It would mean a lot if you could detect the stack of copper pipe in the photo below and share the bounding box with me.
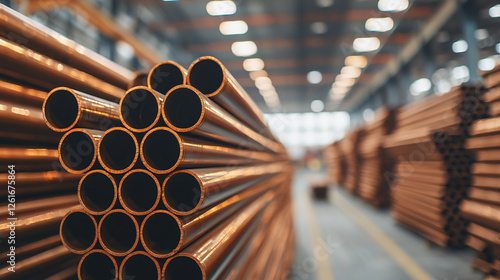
[323,141,346,186]
[356,108,397,208]
[48,55,293,279]
[337,128,365,194]
[384,84,488,247]
[461,67,500,278]
[0,5,138,279]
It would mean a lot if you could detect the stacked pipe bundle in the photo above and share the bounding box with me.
[323,141,346,186]
[357,108,397,207]
[0,5,140,279]
[460,67,500,278]
[384,84,488,247]
[337,128,364,194]
[48,55,293,279]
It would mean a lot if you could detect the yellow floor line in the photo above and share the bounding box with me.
[333,191,436,280]
[301,195,335,280]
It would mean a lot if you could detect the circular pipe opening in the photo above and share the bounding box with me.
[141,128,181,173]
[79,250,117,280]
[163,87,202,130]
[120,87,160,132]
[148,63,185,94]
[59,130,96,172]
[79,171,116,214]
[121,253,160,280]
[142,211,182,257]
[60,211,96,253]
[44,88,79,131]
[188,58,223,96]
[120,170,160,214]
[164,256,203,280]
[99,129,137,173]
[99,211,138,255]
[163,172,202,214]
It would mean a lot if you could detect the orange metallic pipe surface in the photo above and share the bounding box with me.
[148,60,186,95]
[59,210,98,254]
[78,170,117,215]
[58,128,103,174]
[78,249,118,280]
[119,251,161,280]
[0,78,47,106]
[97,127,139,174]
[119,169,161,215]
[127,71,149,89]
[98,209,139,257]
[119,86,164,133]
[0,171,81,197]
[43,87,121,132]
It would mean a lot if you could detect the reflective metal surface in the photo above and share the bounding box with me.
[58,129,104,174]
[119,86,164,133]
[148,60,187,95]
[60,210,98,254]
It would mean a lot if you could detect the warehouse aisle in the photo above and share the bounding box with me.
[289,169,483,280]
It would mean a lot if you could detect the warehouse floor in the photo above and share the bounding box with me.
[289,169,483,280]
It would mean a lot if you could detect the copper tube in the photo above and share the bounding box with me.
[0,245,76,280]
[0,5,134,89]
[58,128,103,174]
[161,85,284,154]
[60,210,98,254]
[45,265,78,280]
[0,194,78,219]
[0,171,81,197]
[98,127,139,174]
[148,60,187,95]
[119,86,164,133]
[0,38,124,100]
[98,209,139,256]
[187,56,278,141]
[141,175,282,257]
[162,191,276,280]
[78,170,117,215]
[0,147,58,168]
[140,127,277,174]
[0,78,47,106]
[0,235,60,263]
[461,200,500,232]
[78,249,118,280]
[0,99,58,133]
[119,169,161,215]
[127,71,149,89]
[162,163,286,215]
[0,129,60,145]
[119,251,160,280]
[43,87,120,132]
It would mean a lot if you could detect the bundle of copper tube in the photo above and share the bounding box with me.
[336,128,365,194]
[383,84,487,247]
[47,56,293,279]
[323,141,346,186]
[461,67,500,278]
[0,5,293,279]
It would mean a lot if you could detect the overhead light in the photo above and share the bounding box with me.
[365,17,394,32]
[311,100,324,112]
[250,70,268,80]
[307,71,323,84]
[316,0,334,7]
[260,89,277,97]
[378,0,408,12]
[353,37,380,52]
[335,74,355,83]
[334,78,355,87]
[330,87,349,95]
[116,41,134,60]
[206,1,237,16]
[409,78,431,96]
[475,29,489,40]
[341,66,361,78]
[436,81,452,95]
[345,55,368,68]
[243,58,264,71]
[452,39,468,53]
[219,20,248,35]
[363,108,375,122]
[310,22,328,35]
[231,41,257,57]
[452,65,469,81]
[255,76,273,90]
[478,57,496,71]
[489,4,500,17]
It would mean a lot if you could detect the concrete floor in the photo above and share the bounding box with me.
[289,169,483,280]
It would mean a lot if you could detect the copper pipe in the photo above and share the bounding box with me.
[119,86,164,133]
[0,194,78,219]
[0,99,58,133]
[161,85,284,154]
[45,265,78,280]
[187,56,278,141]
[60,210,98,254]
[58,128,103,174]
[461,200,500,232]
[0,171,81,197]
[78,249,118,280]
[140,127,277,174]
[119,251,160,280]
[98,209,139,256]
[0,235,60,263]
[148,60,186,95]
[0,245,76,280]
[98,127,139,174]
[0,5,134,89]
[119,169,161,215]
[141,175,282,257]
[162,163,286,215]
[128,71,149,89]
[162,191,276,280]
[43,87,120,132]
[0,38,124,100]
[0,147,58,169]
[0,78,47,106]
[0,129,60,145]
[78,170,117,215]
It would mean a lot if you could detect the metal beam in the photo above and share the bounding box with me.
[341,0,458,111]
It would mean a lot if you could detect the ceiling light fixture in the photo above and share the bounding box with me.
[378,0,409,12]
[307,71,323,84]
[219,20,248,35]
[206,1,237,16]
[340,66,361,78]
[250,70,268,80]
[311,100,324,112]
[345,55,368,68]
[353,37,380,52]
[452,39,468,53]
[243,58,265,71]
[231,41,257,57]
[365,17,394,32]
